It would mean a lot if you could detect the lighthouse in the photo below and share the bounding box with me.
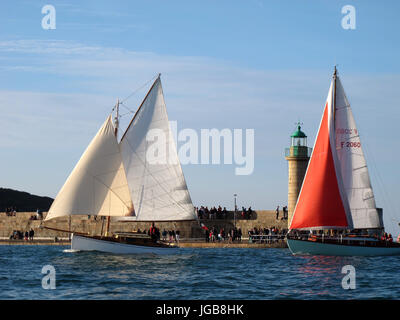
[285,123,312,228]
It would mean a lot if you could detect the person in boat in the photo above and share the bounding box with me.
[149,223,158,242]
[388,234,393,242]
[175,230,180,243]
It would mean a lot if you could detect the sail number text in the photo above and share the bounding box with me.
[340,141,361,148]
[337,128,358,135]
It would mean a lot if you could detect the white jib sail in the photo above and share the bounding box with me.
[45,115,133,220]
[120,77,195,221]
[334,76,382,229]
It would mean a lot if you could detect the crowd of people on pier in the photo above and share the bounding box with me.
[248,226,287,242]
[201,224,287,244]
[204,226,243,243]
[9,228,34,241]
[5,207,17,216]
[196,206,228,220]
[195,206,255,220]
[275,205,288,220]
[137,225,181,244]
[29,209,43,220]
[161,229,180,243]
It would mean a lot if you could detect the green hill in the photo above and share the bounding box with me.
[0,188,53,212]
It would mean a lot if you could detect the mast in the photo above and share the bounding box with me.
[114,98,120,136]
[105,98,120,237]
[68,216,71,241]
[333,66,337,124]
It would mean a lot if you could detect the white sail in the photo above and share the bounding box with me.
[45,116,133,220]
[334,76,382,229]
[120,76,195,221]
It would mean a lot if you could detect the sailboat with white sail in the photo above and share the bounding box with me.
[44,75,197,254]
[287,67,400,256]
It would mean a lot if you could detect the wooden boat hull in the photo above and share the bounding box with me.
[287,238,400,256]
[71,234,180,255]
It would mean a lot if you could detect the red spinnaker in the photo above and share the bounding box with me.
[290,103,348,229]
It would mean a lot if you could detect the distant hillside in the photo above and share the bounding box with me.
[0,188,53,212]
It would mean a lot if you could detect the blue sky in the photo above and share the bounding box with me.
[1,1,400,234]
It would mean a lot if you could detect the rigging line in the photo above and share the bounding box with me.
[82,164,132,212]
[120,102,135,113]
[120,76,160,142]
[121,74,159,104]
[108,74,158,116]
[352,165,368,171]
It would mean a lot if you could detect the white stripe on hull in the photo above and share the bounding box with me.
[71,234,180,255]
[287,239,400,256]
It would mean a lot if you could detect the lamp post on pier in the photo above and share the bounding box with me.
[234,194,237,228]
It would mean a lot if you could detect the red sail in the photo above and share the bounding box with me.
[289,103,349,230]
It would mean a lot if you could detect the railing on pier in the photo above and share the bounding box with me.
[248,234,286,244]
[197,211,257,220]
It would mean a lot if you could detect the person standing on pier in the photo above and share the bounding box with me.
[283,206,288,220]
[28,228,34,241]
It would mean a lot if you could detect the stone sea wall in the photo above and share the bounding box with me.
[0,210,288,239]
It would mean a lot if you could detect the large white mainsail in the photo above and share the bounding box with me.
[334,76,382,229]
[120,76,195,221]
[45,115,133,220]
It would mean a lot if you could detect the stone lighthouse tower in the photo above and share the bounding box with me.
[285,123,311,228]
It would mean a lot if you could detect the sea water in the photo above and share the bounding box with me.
[0,245,399,299]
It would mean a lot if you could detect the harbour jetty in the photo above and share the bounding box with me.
[0,210,288,248]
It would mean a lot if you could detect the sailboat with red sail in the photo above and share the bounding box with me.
[287,67,400,256]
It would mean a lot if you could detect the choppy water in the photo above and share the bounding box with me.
[0,245,399,299]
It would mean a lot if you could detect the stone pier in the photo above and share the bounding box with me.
[0,210,288,240]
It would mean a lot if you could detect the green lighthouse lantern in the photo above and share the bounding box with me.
[291,124,307,147]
